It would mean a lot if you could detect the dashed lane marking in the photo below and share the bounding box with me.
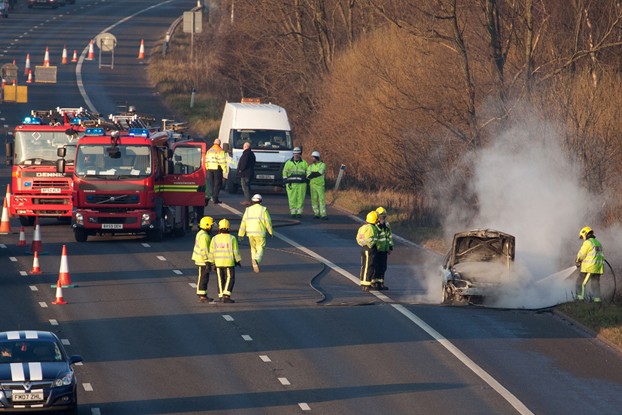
[156,256,166,261]
[298,403,311,411]
[49,319,58,326]
[173,269,183,274]
[29,286,38,291]
[61,339,70,346]
[259,355,271,362]
[38,302,47,308]
[9,257,17,262]
[278,377,290,385]
[223,315,234,322]
[83,383,93,391]
[241,335,252,341]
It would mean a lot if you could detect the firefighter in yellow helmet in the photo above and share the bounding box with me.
[192,216,215,303]
[373,207,393,290]
[575,226,605,302]
[238,194,273,273]
[356,211,379,292]
[208,218,242,303]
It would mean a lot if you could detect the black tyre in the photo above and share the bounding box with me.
[147,218,164,242]
[74,228,88,242]
[19,216,35,227]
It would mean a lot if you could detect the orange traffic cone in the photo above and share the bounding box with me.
[52,280,67,305]
[30,218,43,253]
[43,47,50,67]
[18,226,27,247]
[24,53,31,75]
[28,251,43,275]
[4,184,10,217]
[61,45,67,64]
[26,70,33,84]
[0,198,10,235]
[71,49,78,63]
[137,39,145,59]
[86,40,94,60]
[57,245,75,287]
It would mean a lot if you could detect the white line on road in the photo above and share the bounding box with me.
[83,383,93,391]
[298,403,311,411]
[61,339,70,345]
[29,285,38,291]
[91,408,101,415]
[9,257,17,262]
[156,256,166,261]
[38,302,47,308]
[222,315,234,321]
[49,319,58,326]
[173,269,183,274]
[20,271,28,276]
[259,355,271,362]
[241,335,252,341]
[278,377,290,385]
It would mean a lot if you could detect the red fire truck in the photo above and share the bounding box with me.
[57,127,206,242]
[8,108,98,226]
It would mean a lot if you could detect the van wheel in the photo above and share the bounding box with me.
[74,228,88,242]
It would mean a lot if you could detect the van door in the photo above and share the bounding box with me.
[158,142,206,206]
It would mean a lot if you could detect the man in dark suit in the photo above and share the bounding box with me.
[237,141,256,205]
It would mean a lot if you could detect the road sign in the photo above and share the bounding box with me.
[34,66,57,83]
[96,33,117,52]
[183,11,202,33]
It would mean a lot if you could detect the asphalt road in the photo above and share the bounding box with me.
[2,2,622,414]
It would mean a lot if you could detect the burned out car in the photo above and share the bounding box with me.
[441,229,515,305]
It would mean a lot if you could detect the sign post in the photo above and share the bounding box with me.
[95,33,117,69]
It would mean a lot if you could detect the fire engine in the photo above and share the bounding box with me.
[8,107,99,226]
[57,127,206,242]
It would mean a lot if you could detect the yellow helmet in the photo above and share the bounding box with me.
[579,226,593,239]
[366,211,378,224]
[219,218,230,230]
[376,207,386,216]
[199,216,214,230]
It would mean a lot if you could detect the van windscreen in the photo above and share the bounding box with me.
[231,129,292,151]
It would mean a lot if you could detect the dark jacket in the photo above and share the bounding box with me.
[237,148,256,179]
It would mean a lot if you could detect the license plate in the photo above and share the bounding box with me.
[12,392,44,401]
[102,224,123,229]
[40,188,61,194]
[256,174,274,180]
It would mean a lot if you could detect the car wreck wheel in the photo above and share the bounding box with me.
[441,283,453,305]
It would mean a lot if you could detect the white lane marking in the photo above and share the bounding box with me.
[61,339,70,345]
[9,257,17,262]
[0,244,6,248]
[39,302,48,308]
[76,0,177,113]
[49,319,58,326]
[141,243,150,248]
[156,256,166,261]
[83,383,93,391]
[20,271,28,276]
[222,315,234,322]
[241,335,252,341]
[278,377,290,385]
[75,361,83,366]
[222,204,535,415]
[29,285,38,291]
[299,403,311,411]
[259,355,271,362]
[188,283,197,288]
[173,269,182,274]
[91,408,101,415]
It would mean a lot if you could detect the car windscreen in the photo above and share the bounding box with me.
[75,144,151,178]
[231,129,292,150]
[0,340,64,363]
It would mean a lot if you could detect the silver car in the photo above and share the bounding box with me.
[441,229,515,305]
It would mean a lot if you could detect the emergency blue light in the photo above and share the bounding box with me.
[23,117,42,125]
[128,128,149,137]
[71,117,82,125]
[85,127,105,136]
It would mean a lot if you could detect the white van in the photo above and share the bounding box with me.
[218,100,294,192]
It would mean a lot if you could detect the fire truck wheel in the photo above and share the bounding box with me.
[19,216,36,227]
[148,219,164,242]
[74,228,88,242]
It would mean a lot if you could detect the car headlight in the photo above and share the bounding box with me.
[53,372,74,387]
[141,213,151,226]
[75,212,84,225]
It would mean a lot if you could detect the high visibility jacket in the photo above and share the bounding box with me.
[376,221,393,252]
[191,229,211,265]
[208,233,241,267]
[283,159,308,183]
[206,144,228,174]
[238,204,273,238]
[576,237,604,274]
[307,161,326,187]
[357,223,378,249]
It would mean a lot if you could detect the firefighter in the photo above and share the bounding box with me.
[192,216,215,303]
[357,211,379,292]
[307,150,327,219]
[575,226,605,302]
[205,138,228,204]
[373,207,393,290]
[208,219,242,303]
[282,147,308,218]
[238,194,273,273]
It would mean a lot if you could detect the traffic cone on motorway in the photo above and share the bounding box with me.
[138,39,145,59]
[61,45,68,64]
[24,53,31,75]
[52,280,67,305]
[43,47,50,67]
[30,218,43,254]
[0,199,10,235]
[18,227,27,247]
[57,245,75,288]
[28,251,43,275]
[86,40,94,61]
[26,70,33,84]
[4,184,11,217]
[71,50,78,63]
